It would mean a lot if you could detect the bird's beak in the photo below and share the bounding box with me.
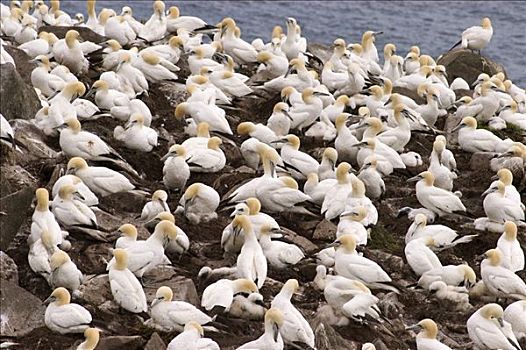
[490,174,499,181]
[481,187,495,197]
[374,31,384,36]
[43,296,55,305]
[405,324,421,331]
[326,240,340,248]
[151,297,162,308]
[283,110,293,120]
[160,152,172,162]
[407,175,422,183]
[350,141,367,148]
[497,317,505,328]
[270,138,288,144]
[451,123,464,132]
[284,65,294,78]
[85,87,95,98]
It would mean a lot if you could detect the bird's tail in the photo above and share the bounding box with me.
[449,39,462,51]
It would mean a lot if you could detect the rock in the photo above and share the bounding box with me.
[144,332,166,350]
[437,49,506,86]
[0,251,18,284]
[99,192,149,215]
[0,164,38,196]
[78,274,112,306]
[11,120,61,165]
[307,43,332,64]
[368,250,405,272]
[82,244,113,274]
[281,227,318,254]
[0,280,45,337]
[392,87,425,105]
[0,64,41,121]
[312,313,359,350]
[2,45,37,84]
[154,81,188,108]
[470,152,498,171]
[38,26,107,43]
[96,336,145,350]
[0,187,35,251]
[312,220,337,241]
[143,266,200,306]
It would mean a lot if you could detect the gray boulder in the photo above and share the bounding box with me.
[0,251,18,284]
[0,64,41,121]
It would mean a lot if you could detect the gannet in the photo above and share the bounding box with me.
[0,113,16,149]
[407,318,453,350]
[281,86,303,107]
[111,98,153,125]
[104,12,136,46]
[52,175,98,207]
[150,286,213,332]
[408,171,466,217]
[267,102,292,136]
[353,140,394,176]
[30,188,64,247]
[341,285,383,323]
[394,66,433,91]
[357,156,385,200]
[241,197,280,234]
[256,50,289,80]
[76,327,100,350]
[108,249,147,313]
[117,6,142,34]
[376,104,412,152]
[344,176,378,227]
[179,183,220,224]
[115,224,138,249]
[415,85,444,127]
[322,61,349,91]
[498,101,526,130]
[233,215,267,288]
[228,292,266,320]
[20,31,55,58]
[481,249,526,300]
[219,17,257,64]
[51,184,97,229]
[405,214,476,248]
[142,36,183,65]
[263,58,316,92]
[113,52,150,97]
[59,119,121,161]
[482,181,525,223]
[428,139,456,191]
[453,116,509,153]
[226,146,281,203]
[44,287,92,334]
[166,321,220,350]
[255,176,312,214]
[133,52,178,83]
[201,278,258,313]
[259,224,304,269]
[418,264,477,289]
[138,0,167,42]
[504,301,526,341]
[88,79,131,111]
[175,102,232,135]
[334,113,359,163]
[496,221,524,272]
[185,137,226,173]
[400,152,424,168]
[107,220,176,278]
[237,121,279,145]
[467,303,521,350]
[114,113,158,152]
[140,190,170,222]
[277,134,319,179]
[236,308,284,350]
[28,229,58,281]
[317,147,338,180]
[451,17,493,53]
[428,281,471,309]
[49,250,83,293]
[67,157,135,197]
[450,77,470,90]
[334,234,391,284]
[44,81,85,127]
[162,144,190,191]
[287,88,325,132]
[187,46,223,75]
[166,6,207,32]
[490,168,524,210]
[382,43,404,82]
[405,237,442,277]
[338,207,369,245]
[53,30,88,74]
[321,162,354,220]
[303,173,337,205]
[210,67,253,97]
[271,279,314,348]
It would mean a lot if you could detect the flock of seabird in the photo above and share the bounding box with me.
[1,0,525,349]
